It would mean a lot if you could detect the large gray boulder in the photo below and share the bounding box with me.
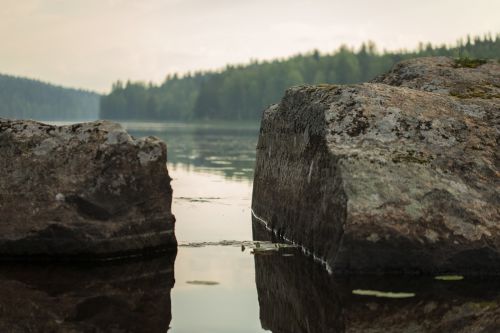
[0,119,176,258]
[252,57,499,274]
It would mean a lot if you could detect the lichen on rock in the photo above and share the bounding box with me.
[0,119,176,259]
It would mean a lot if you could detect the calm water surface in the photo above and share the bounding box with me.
[3,121,499,332]
[125,121,500,333]
[124,121,266,333]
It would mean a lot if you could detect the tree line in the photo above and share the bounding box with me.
[100,34,500,122]
[0,74,100,121]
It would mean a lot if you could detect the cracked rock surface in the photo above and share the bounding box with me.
[252,57,500,274]
[0,119,176,258]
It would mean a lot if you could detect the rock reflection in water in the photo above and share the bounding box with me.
[0,254,175,332]
[253,224,500,333]
[123,121,259,181]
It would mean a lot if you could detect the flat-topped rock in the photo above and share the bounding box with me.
[0,119,176,259]
[252,57,500,274]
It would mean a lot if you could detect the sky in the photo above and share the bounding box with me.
[1,0,499,92]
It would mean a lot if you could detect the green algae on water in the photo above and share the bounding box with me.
[434,275,464,281]
[186,280,220,286]
[352,289,416,298]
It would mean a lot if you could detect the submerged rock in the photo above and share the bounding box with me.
[252,57,500,274]
[0,119,176,258]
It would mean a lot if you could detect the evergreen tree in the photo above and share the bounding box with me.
[100,33,500,122]
[0,74,99,121]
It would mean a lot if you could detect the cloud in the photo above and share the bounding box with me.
[0,0,499,92]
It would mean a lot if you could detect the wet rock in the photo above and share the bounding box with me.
[254,224,500,332]
[0,119,176,258]
[0,255,175,332]
[252,57,500,274]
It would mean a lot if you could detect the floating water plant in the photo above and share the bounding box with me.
[434,275,464,281]
[352,289,416,298]
[178,240,298,254]
[186,280,220,286]
[250,249,275,256]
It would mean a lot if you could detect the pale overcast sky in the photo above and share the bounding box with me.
[1,0,499,92]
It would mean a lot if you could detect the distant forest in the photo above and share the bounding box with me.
[100,34,500,122]
[0,74,99,121]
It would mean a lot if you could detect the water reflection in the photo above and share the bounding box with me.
[170,246,266,333]
[0,255,175,332]
[253,223,500,333]
[171,167,253,243]
[35,121,500,333]
[122,121,259,181]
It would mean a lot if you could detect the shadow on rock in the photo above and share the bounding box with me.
[0,253,176,332]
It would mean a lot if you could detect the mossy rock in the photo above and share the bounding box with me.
[453,57,487,68]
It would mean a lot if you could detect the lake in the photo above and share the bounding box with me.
[2,121,499,332]
[124,121,265,333]
[133,121,500,333]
